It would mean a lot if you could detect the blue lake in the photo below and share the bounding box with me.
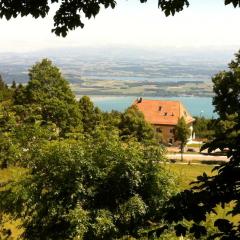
[91,96,217,118]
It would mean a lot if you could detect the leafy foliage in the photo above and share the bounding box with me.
[0,135,176,239]
[78,96,102,134]
[0,102,58,168]
[213,51,240,119]
[174,117,190,160]
[0,75,13,102]
[0,102,18,169]
[119,106,160,143]
[0,59,83,167]
[0,0,239,36]
[193,116,216,139]
[13,59,83,135]
[162,50,240,239]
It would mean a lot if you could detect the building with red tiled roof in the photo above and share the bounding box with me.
[133,98,195,145]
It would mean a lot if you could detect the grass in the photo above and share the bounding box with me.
[0,167,26,240]
[166,163,214,190]
[187,143,202,148]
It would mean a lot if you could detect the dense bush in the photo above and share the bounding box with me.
[1,134,176,239]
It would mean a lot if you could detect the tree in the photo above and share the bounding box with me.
[119,106,159,143]
[102,110,122,132]
[12,83,25,105]
[160,50,240,239]
[78,96,102,134]
[11,81,16,89]
[212,50,240,119]
[0,134,177,239]
[0,97,18,168]
[0,100,59,168]
[193,116,216,140]
[174,117,190,161]
[0,75,13,102]
[13,59,82,135]
[0,0,239,37]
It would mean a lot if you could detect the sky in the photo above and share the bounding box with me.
[0,0,240,52]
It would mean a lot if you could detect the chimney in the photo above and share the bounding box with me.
[138,97,143,103]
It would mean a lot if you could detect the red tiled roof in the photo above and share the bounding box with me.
[133,98,195,126]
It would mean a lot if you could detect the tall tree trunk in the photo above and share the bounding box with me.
[181,144,184,162]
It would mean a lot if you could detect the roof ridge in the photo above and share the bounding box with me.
[139,99,181,102]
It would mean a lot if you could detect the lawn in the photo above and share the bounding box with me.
[187,143,203,148]
[0,167,26,239]
[166,163,214,190]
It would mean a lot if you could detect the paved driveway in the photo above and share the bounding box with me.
[167,153,228,162]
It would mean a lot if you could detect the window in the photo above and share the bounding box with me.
[156,127,162,133]
[169,139,173,144]
[158,106,162,111]
[170,128,175,134]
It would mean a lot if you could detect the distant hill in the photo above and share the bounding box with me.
[0,46,234,85]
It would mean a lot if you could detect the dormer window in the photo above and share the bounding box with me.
[164,112,167,116]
